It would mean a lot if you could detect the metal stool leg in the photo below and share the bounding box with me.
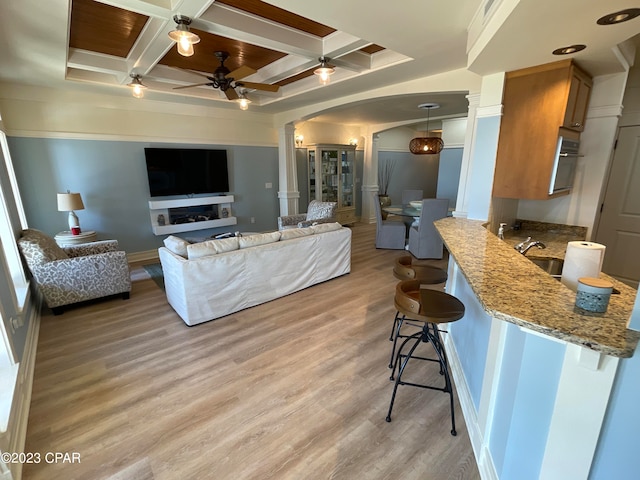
[388,312,404,368]
[386,333,422,422]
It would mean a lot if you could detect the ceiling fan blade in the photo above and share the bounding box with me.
[238,81,280,93]
[225,88,239,100]
[173,83,212,90]
[228,65,256,81]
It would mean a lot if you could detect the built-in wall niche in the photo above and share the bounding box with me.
[148,195,236,235]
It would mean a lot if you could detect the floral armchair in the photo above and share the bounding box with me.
[277,200,338,230]
[17,229,131,314]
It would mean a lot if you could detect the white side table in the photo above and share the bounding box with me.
[54,230,97,246]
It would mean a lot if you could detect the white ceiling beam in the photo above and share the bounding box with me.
[198,4,323,57]
[67,49,129,76]
[94,0,214,19]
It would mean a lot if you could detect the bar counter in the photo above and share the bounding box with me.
[435,217,639,358]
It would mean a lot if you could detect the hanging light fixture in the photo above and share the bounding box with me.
[235,91,251,111]
[409,103,444,155]
[168,15,200,57]
[127,74,147,99]
[314,57,335,85]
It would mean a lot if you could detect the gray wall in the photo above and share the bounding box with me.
[378,150,440,204]
[437,147,463,209]
[8,137,279,254]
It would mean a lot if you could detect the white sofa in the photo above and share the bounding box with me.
[158,223,352,326]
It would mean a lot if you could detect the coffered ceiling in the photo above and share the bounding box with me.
[0,0,639,126]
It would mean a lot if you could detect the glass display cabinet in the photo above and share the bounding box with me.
[308,144,356,224]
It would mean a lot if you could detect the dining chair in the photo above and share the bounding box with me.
[407,198,449,259]
[374,196,406,249]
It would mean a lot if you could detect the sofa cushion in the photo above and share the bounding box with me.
[310,222,343,234]
[239,231,281,249]
[163,235,190,257]
[18,229,69,266]
[280,227,315,241]
[187,237,239,259]
[306,200,336,221]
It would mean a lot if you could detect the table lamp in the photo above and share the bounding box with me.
[57,191,85,235]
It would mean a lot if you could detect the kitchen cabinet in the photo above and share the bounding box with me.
[308,144,356,224]
[492,59,592,200]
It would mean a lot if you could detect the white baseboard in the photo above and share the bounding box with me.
[5,298,41,480]
[445,334,498,480]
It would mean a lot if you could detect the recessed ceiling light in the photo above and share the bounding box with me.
[597,8,640,25]
[552,44,587,55]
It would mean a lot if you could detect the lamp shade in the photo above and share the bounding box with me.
[409,137,444,155]
[57,192,85,212]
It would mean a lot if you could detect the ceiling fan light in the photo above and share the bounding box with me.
[314,57,335,85]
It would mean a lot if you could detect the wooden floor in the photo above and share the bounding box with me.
[23,223,480,480]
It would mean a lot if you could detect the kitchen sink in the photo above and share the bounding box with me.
[528,257,564,276]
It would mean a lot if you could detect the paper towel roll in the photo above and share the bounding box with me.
[560,241,606,292]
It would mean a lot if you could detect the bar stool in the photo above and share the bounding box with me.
[385,279,465,436]
[389,256,448,368]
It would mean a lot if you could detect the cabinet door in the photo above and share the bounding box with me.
[320,149,339,203]
[563,67,592,132]
[339,149,355,208]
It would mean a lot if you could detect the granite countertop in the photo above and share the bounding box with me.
[435,217,640,358]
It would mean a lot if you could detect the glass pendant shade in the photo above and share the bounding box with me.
[409,136,444,154]
[127,75,147,98]
[168,16,200,57]
[314,58,335,85]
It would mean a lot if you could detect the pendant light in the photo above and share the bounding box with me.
[168,15,200,57]
[314,57,335,85]
[409,103,444,154]
[127,74,147,99]
[235,91,251,111]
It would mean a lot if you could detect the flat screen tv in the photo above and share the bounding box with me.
[145,148,229,197]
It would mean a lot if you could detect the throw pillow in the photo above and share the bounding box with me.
[18,229,69,266]
[310,222,342,234]
[163,235,190,257]
[239,231,281,249]
[306,201,336,221]
[280,228,315,240]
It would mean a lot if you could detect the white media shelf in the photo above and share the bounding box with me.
[148,195,236,236]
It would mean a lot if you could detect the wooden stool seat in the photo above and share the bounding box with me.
[393,256,447,284]
[386,279,465,436]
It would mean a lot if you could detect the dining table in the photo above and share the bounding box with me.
[381,204,422,218]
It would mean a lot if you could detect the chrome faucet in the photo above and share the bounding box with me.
[514,237,547,255]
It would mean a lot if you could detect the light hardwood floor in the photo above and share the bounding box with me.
[23,223,480,480]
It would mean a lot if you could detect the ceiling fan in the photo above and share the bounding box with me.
[173,51,280,100]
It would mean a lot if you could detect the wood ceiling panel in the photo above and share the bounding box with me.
[360,44,385,55]
[217,0,336,37]
[160,30,288,75]
[70,0,148,57]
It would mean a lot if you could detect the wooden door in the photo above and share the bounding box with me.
[595,126,640,287]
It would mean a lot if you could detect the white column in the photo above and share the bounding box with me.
[454,93,480,218]
[361,132,380,224]
[539,345,619,480]
[277,124,299,216]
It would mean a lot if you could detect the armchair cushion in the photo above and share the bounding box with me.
[17,229,68,266]
[306,200,337,221]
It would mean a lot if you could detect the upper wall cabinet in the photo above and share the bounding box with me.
[492,59,592,200]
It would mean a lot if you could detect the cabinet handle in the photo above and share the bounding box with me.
[572,122,582,127]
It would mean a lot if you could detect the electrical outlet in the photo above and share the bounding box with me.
[251,217,256,224]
